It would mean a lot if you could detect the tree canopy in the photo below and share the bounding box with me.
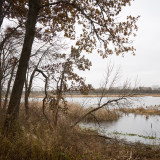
[0,0,139,133]
[1,0,139,55]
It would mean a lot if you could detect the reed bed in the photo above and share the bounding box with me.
[67,102,121,123]
[118,107,160,116]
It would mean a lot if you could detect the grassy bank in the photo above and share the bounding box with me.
[0,102,160,160]
[24,93,160,98]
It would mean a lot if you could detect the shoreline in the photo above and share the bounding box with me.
[28,94,160,98]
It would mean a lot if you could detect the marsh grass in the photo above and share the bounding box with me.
[118,107,160,116]
[0,101,160,160]
[23,101,121,123]
[67,102,121,123]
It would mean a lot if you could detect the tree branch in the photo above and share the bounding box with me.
[71,96,128,128]
[35,68,53,129]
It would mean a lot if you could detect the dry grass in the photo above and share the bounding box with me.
[23,101,121,123]
[118,107,160,116]
[66,102,121,123]
[0,102,160,160]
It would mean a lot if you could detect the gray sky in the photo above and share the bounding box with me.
[4,1,160,90]
[80,0,160,88]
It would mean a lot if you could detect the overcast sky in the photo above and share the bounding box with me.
[4,0,159,90]
[79,0,160,88]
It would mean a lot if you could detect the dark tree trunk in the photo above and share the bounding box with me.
[24,68,37,119]
[0,55,2,109]
[54,66,66,126]
[3,62,16,110]
[24,88,29,119]
[0,67,2,110]
[0,0,6,108]
[3,0,40,134]
[24,78,30,120]
[0,46,3,110]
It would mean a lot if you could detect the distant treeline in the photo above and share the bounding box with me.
[92,87,160,95]
[2,87,160,97]
[31,87,160,96]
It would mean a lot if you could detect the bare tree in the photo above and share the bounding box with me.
[24,37,67,119]
[41,47,92,126]
[71,64,138,127]
[3,57,18,110]
[0,24,24,109]
[0,30,22,109]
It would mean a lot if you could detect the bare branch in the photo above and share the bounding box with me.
[71,96,127,128]
[35,68,53,130]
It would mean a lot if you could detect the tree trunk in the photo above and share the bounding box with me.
[24,79,29,120]
[3,0,40,134]
[24,89,29,119]
[0,71,2,109]
[54,65,66,126]
[24,68,37,119]
[0,56,2,109]
[3,61,16,110]
[0,0,5,108]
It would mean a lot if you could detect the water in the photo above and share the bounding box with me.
[81,114,160,145]
[67,96,160,145]
[28,96,160,108]
[28,96,160,144]
[65,96,160,108]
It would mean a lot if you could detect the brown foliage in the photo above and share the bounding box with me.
[2,0,139,56]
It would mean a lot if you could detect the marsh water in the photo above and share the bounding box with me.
[29,96,160,144]
[30,96,160,108]
[65,96,160,108]
[81,114,160,145]
[67,96,160,144]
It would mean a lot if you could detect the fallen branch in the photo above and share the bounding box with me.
[71,96,127,128]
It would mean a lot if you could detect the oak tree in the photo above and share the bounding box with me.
[2,0,139,133]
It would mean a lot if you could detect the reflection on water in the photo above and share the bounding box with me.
[80,114,160,145]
